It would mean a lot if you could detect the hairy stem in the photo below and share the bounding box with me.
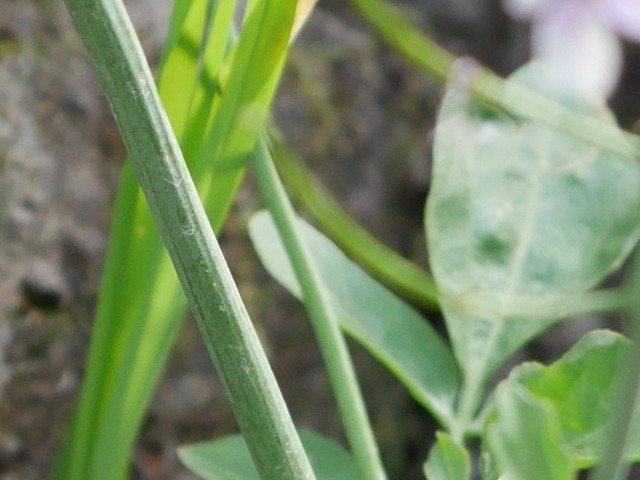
[61,0,315,478]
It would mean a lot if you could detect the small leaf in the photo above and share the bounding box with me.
[509,329,638,467]
[178,435,259,480]
[248,211,460,426]
[486,382,576,480]
[178,429,359,480]
[426,62,640,387]
[423,432,471,480]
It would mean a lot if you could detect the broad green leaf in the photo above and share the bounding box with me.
[486,382,576,480]
[423,432,471,480]
[426,62,640,393]
[178,429,359,480]
[509,329,639,468]
[248,211,459,427]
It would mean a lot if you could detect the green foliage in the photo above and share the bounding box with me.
[55,1,300,479]
[499,330,639,468]
[484,330,640,479]
[486,382,575,480]
[252,60,640,478]
[426,63,640,422]
[250,141,386,478]
[178,430,359,480]
[269,130,439,310]
[55,0,640,477]
[348,0,640,163]
[248,211,460,427]
[423,432,471,480]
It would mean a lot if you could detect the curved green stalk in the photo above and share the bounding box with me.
[253,138,387,480]
[61,0,315,479]
[268,129,440,310]
[269,126,632,320]
[348,0,640,162]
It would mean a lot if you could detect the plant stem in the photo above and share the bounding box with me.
[253,137,388,480]
[268,128,440,310]
[450,371,485,444]
[348,0,640,163]
[62,0,315,479]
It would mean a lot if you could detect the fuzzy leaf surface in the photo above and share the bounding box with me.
[426,63,640,386]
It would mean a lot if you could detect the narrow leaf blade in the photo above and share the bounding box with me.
[248,211,459,425]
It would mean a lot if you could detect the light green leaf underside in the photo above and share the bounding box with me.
[249,211,460,426]
[426,62,640,384]
[178,429,359,480]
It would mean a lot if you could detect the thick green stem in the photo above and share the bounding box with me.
[61,0,315,479]
[253,138,387,480]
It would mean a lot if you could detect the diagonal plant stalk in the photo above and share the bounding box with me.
[61,0,315,479]
[267,128,440,310]
[269,124,632,320]
[252,137,387,480]
[348,0,640,162]
[56,0,315,478]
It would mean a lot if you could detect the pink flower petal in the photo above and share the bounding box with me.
[532,2,623,99]
[599,0,640,41]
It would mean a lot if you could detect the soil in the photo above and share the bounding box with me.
[1,0,639,479]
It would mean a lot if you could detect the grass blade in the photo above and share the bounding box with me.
[55,0,304,478]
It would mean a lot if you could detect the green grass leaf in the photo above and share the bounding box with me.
[426,62,640,403]
[423,432,471,480]
[196,0,296,231]
[248,211,460,427]
[178,430,359,480]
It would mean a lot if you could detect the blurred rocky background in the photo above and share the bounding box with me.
[0,0,639,478]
